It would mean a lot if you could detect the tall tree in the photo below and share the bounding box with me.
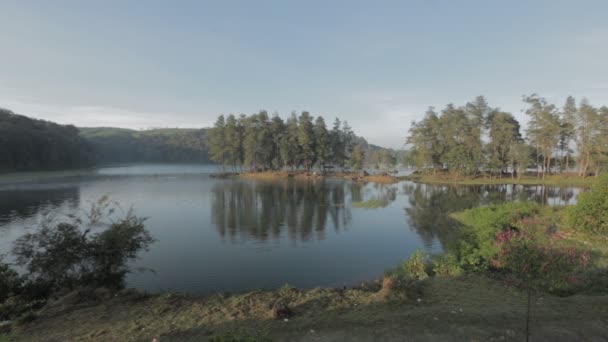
[209,115,227,169]
[330,118,345,168]
[281,112,300,169]
[406,108,442,173]
[524,95,561,179]
[269,114,286,169]
[508,142,533,180]
[298,111,315,170]
[313,116,330,170]
[224,114,242,170]
[342,121,355,166]
[576,100,607,177]
[464,96,489,171]
[486,111,522,177]
[560,96,577,173]
[242,114,259,171]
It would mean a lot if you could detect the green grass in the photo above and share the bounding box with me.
[351,199,388,208]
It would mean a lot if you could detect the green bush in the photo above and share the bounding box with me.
[386,250,429,281]
[0,259,22,303]
[450,202,540,269]
[12,197,154,292]
[566,175,608,234]
[432,254,462,277]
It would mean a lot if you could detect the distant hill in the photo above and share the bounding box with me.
[79,127,210,164]
[1,107,393,172]
[0,108,93,172]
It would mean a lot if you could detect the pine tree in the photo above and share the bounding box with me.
[342,121,355,168]
[298,111,315,170]
[524,95,561,179]
[224,114,241,171]
[209,115,227,169]
[313,116,330,170]
[270,114,285,169]
[330,118,344,168]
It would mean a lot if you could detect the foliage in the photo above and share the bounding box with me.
[386,250,428,281]
[494,230,590,291]
[431,254,462,277]
[0,108,93,172]
[451,202,541,269]
[79,126,210,164]
[405,95,608,178]
[566,175,608,234]
[12,197,154,291]
[0,258,22,303]
[208,111,391,172]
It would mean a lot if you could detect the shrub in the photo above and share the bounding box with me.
[565,175,608,234]
[12,197,154,292]
[0,258,22,303]
[432,254,462,277]
[451,202,540,269]
[386,250,429,282]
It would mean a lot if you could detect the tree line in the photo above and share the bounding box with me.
[406,95,608,178]
[208,111,371,172]
[0,108,94,172]
[80,127,210,164]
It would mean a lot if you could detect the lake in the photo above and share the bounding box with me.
[0,164,581,294]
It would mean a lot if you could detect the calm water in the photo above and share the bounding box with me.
[0,164,581,294]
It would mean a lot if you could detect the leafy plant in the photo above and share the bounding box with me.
[431,254,462,277]
[493,228,590,342]
[565,175,608,234]
[451,202,540,269]
[386,250,429,282]
[0,258,22,303]
[12,197,154,292]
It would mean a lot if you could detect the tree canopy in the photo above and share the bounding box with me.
[405,95,608,178]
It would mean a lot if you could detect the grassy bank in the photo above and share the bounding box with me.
[406,172,597,187]
[3,274,608,342]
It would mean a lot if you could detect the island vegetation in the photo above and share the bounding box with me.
[404,95,608,184]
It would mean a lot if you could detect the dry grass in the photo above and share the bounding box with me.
[6,275,608,342]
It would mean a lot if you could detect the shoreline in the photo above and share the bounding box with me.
[224,170,401,184]
[403,173,597,187]
[4,274,607,341]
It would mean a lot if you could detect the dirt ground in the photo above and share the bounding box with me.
[4,275,608,342]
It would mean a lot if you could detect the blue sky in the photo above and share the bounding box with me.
[1,1,607,148]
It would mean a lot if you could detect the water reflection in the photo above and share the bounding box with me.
[402,183,579,251]
[211,179,355,243]
[0,186,80,224]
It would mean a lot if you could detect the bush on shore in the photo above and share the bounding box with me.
[565,175,608,234]
[0,197,154,322]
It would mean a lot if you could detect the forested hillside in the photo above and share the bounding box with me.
[1,107,394,173]
[0,108,93,172]
[79,127,210,164]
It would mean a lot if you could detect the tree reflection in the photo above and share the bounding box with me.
[211,179,352,243]
[0,186,80,224]
[402,183,577,250]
